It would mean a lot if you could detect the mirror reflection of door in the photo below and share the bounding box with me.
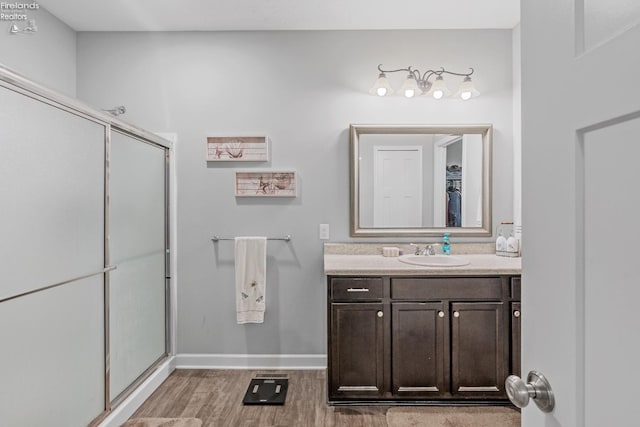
[373,146,423,227]
[446,140,463,227]
[433,134,484,228]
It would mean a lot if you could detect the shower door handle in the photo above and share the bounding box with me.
[0,265,118,304]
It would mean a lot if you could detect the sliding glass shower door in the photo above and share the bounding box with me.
[0,85,106,426]
[108,130,168,402]
[1,66,171,425]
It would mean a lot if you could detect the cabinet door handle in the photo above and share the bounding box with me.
[377,311,384,318]
[347,288,369,292]
[514,310,521,318]
[453,311,460,318]
[438,311,445,318]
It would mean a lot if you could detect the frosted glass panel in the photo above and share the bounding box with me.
[584,0,640,50]
[0,276,105,426]
[109,131,167,400]
[0,86,105,301]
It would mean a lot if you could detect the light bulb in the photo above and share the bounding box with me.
[455,76,480,100]
[400,74,420,98]
[427,75,451,100]
[369,72,393,97]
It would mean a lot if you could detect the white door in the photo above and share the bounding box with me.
[521,1,640,426]
[373,146,423,227]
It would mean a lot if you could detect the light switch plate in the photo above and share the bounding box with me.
[319,224,330,240]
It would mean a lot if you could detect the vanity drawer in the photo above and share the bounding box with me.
[331,277,383,300]
[511,277,521,300]
[391,277,502,300]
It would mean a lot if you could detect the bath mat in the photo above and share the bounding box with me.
[386,406,520,427]
[120,418,202,427]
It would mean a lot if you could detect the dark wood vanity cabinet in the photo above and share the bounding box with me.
[510,276,522,377]
[328,277,385,398]
[450,301,507,398]
[327,275,521,403]
[330,302,385,397]
[392,302,447,397]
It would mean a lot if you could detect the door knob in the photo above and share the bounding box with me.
[505,371,555,413]
[377,311,383,318]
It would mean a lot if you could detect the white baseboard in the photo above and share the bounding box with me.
[98,356,176,427]
[175,353,327,370]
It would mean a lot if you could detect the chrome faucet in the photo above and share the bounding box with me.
[410,243,436,256]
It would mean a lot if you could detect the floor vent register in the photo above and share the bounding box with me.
[242,373,289,405]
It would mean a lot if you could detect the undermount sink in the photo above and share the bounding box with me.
[398,254,470,267]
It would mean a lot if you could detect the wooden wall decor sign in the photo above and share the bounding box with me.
[206,136,269,161]
[235,171,297,197]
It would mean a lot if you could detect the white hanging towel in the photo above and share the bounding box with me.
[234,237,267,324]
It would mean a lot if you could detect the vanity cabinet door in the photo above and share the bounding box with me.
[450,302,507,398]
[511,302,521,376]
[392,302,447,397]
[329,303,385,398]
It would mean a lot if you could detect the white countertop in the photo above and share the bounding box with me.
[324,253,521,276]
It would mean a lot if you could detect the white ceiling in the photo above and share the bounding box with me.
[37,0,520,32]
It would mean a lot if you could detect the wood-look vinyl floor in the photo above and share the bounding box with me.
[129,369,513,427]
[131,369,387,427]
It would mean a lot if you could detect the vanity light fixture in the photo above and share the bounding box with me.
[370,64,479,100]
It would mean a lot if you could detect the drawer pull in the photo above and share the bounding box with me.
[514,310,521,318]
[347,288,370,292]
[458,386,500,392]
[453,311,460,318]
[438,311,445,318]
[377,311,384,318]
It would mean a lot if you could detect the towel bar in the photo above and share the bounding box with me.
[211,234,291,242]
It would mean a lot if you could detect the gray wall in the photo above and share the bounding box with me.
[75,29,513,356]
[0,7,76,96]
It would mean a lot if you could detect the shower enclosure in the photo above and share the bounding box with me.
[0,65,171,426]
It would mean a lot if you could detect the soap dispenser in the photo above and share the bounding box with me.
[496,230,507,254]
[507,231,520,255]
[442,232,451,255]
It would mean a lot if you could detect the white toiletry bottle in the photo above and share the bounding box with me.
[507,232,519,255]
[496,231,507,254]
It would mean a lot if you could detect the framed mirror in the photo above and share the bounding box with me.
[350,124,492,237]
